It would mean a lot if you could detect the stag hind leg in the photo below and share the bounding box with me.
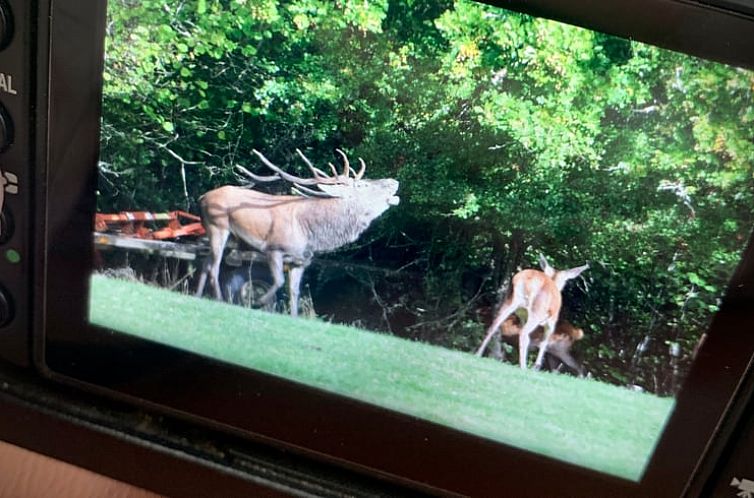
[257,250,284,309]
[195,258,210,298]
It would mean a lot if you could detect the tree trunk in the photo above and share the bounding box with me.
[487,230,525,360]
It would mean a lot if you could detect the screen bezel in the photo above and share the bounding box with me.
[36,0,754,495]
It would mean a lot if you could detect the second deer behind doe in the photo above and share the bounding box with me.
[499,315,586,376]
[477,255,588,370]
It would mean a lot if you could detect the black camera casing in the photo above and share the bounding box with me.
[1,1,754,496]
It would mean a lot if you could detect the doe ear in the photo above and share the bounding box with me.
[539,254,554,276]
[564,263,589,280]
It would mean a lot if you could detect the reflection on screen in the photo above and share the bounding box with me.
[90,0,754,480]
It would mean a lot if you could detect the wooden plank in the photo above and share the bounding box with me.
[93,233,203,260]
[93,233,269,264]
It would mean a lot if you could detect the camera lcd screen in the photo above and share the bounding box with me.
[87,0,754,483]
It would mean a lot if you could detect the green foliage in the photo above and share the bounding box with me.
[99,0,754,395]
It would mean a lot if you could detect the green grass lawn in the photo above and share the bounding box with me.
[89,274,675,481]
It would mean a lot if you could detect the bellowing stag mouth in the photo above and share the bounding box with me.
[385,179,400,206]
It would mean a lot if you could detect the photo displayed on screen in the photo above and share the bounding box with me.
[90,0,754,481]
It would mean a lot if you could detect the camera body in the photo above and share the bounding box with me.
[0,0,37,367]
[1,1,754,496]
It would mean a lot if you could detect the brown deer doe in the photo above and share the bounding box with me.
[476,255,588,370]
[195,149,400,316]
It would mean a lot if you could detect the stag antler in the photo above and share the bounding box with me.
[356,158,366,180]
[295,149,334,180]
[333,149,366,180]
[235,164,280,184]
[290,184,334,198]
[249,149,331,185]
[238,149,369,188]
[236,149,370,198]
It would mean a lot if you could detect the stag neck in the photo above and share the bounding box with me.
[297,197,374,253]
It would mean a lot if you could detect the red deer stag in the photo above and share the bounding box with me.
[476,255,588,370]
[195,149,400,316]
[499,315,586,376]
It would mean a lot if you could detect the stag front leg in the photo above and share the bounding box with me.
[200,226,229,300]
[258,250,284,309]
[533,317,557,370]
[287,265,306,317]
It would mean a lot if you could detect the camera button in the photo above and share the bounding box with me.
[0,207,12,245]
[0,105,13,151]
[0,0,12,50]
[0,287,12,327]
